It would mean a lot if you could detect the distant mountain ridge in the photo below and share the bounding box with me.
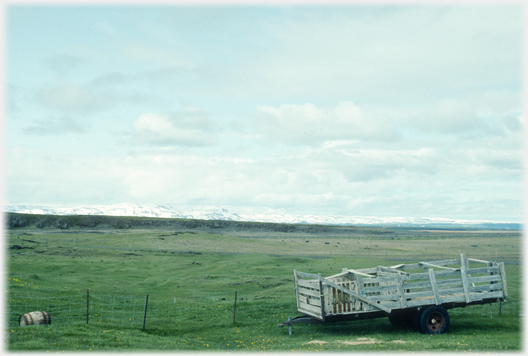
[4,202,521,229]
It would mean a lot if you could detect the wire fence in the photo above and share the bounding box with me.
[7,291,147,328]
[7,290,248,329]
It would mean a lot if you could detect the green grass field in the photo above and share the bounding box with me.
[4,224,522,352]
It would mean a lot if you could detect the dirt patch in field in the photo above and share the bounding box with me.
[391,340,406,344]
[305,340,327,345]
[341,337,379,345]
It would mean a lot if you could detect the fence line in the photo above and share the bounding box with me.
[7,289,246,328]
[7,291,147,328]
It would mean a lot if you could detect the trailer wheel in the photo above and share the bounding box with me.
[418,306,450,334]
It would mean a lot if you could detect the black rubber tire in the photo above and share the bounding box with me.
[419,306,450,334]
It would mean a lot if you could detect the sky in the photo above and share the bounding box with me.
[4,4,524,222]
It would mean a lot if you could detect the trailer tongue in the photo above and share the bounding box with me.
[279,252,507,334]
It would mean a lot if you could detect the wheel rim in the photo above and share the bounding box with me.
[425,311,445,333]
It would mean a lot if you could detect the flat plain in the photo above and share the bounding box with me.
[4,214,522,352]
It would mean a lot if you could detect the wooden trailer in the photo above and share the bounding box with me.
[278,253,507,334]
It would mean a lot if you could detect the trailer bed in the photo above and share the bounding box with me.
[280,253,507,333]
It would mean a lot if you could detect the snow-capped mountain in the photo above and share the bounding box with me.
[3,202,521,229]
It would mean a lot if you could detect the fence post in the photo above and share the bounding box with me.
[233,291,238,324]
[143,294,149,330]
[86,290,89,324]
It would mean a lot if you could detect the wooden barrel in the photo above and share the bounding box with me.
[19,311,51,326]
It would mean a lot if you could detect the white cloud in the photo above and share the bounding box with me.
[7,133,522,221]
[42,54,84,76]
[34,81,137,114]
[7,146,128,205]
[255,101,400,145]
[132,112,217,147]
[226,6,520,105]
[6,6,522,223]
[120,41,195,69]
[500,115,522,133]
[407,99,484,134]
[22,117,87,136]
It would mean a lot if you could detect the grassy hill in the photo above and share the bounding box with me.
[5,212,399,237]
[4,213,522,352]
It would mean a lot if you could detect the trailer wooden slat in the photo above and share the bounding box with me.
[433,270,463,278]
[368,294,400,302]
[294,269,300,311]
[397,259,460,271]
[404,290,435,300]
[421,262,457,270]
[342,269,375,278]
[299,302,321,315]
[389,263,405,269]
[468,266,500,275]
[287,256,507,329]
[297,279,320,289]
[435,278,463,288]
[403,278,462,290]
[322,278,392,313]
[459,253,471,303]
[355,267,379,274]
[468,275,503,285]
[499,263,508,297]
[408,269,461,280]
[438,294,466,304]
[363,284,399,294]
[355,275,363,311]
[467,258,491,264]
[428,268,441,305]
[299,295,322,306]
[298,304,322,318]
[395,273,407,308]
[296,271,320,279]
[469,283,503,293]
[318,274,326,322]
[306,297,322,307]
[378,266,411,275]
[436,286,465,295]
[298,287,321,298]
[406,298,435,308]
[469,290,504,302]
[299,299,321,310]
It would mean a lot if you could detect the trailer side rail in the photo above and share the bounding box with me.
[293,254,507,321]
